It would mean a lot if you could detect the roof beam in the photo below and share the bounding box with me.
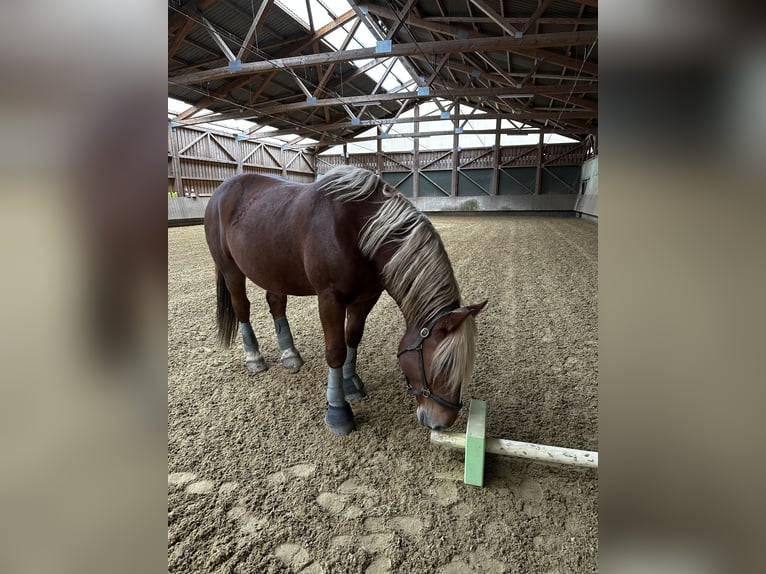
[286,121,587,148]
[174,9,356,122]
[236,0,274,61]
[168,17,195,60]
[384,0,418,40]
[409,53,596,86]
[181,84,597,125]
[423,17,597,25]
[201,16,236,61]
[522,0,553,35]
[350,2,425,88]
[467,0,520,37]
[258,10,356,53]
[312,18,362,97]
[561,0,598,7]
[169,31,598,86]
[360,4,597,76]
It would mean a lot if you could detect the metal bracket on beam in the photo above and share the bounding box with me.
[306,97,317,105]
[514,31,523,39]
[375,40,392,54]
[281,144,290,151]
[379,132,389,138]
[471,69,481,78]
[455,127,463,134]
[457,29,469,40]
[417,86,430,96]
[351,117,361,126]
[440,111,450,120]
[236,134,247,142]
[228,59,242,72]
[169,121,181,129]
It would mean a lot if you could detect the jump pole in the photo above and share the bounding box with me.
[430,399,598,487]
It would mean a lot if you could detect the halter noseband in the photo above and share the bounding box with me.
[396,302,463,412]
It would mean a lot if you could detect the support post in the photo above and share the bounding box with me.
[376,126,383,175]
[413,104,420,198]
[535,131,544,195]
[464,399,487,487]
[451,101,460,197]
[170,125,183,196]
[491,118,501,195]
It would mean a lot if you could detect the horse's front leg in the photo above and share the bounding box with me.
[342,293,381,400]
[265,291,304,372]
[317,291,355,436]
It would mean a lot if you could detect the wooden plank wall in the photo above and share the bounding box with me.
[316,139,595,199]
[168,124,316,196]
[168,122,597,204]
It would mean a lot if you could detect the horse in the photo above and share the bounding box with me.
[204,165,487,435]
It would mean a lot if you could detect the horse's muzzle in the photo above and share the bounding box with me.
[417,407,447,431]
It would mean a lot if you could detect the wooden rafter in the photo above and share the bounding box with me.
[236,0,274,61]
[522,0,554,34]
[467,0,520,37]
[168,0,596,146]
[182,84,597,126]
[168,17,194,60]
[201,16,236,61]
[359,4,597,76]
[169,31,598,86]
[174,10,357,122]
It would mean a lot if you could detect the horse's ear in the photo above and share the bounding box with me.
[437,300,488,333]
[466,300,488,316]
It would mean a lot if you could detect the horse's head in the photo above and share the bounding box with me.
[397,301,487,430]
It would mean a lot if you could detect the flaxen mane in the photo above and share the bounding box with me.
[317,165,477,393]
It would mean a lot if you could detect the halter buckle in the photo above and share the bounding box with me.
[419,327,430,338]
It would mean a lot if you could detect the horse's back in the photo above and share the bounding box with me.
[205,172,383,298]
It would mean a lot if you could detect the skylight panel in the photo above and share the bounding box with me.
[274,0,310,30]
[325,28,349,48]
[380,75,401,91]
[352,26,377,48]
[306,0,333,28]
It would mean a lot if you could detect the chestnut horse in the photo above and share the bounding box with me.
[204,165,486,435]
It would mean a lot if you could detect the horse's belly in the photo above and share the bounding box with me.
[239,259,316,296]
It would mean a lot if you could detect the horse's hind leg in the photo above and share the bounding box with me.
[342,294,381,401]
[266,292,304,372]
[223,268,268,374]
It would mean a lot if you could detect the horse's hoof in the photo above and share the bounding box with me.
[343,374,367,401]
[324,402,355,436]
[246,359,268,374]
[280,348,304,372]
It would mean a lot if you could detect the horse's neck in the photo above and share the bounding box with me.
[372,242,459,329]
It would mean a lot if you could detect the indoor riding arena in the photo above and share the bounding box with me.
[168,1,598,572]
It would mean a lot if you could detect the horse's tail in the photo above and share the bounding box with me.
[216,269,238,348]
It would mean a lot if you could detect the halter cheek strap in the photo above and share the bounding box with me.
[396,302,463,412]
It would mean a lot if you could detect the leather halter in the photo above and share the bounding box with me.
[396,302,463,412]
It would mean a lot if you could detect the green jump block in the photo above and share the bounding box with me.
[464,399,487,487]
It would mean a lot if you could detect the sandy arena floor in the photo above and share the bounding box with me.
[168,214,598,573]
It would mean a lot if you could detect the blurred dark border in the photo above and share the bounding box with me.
[1,1,764,572]
[600,1,765,572]
[0,2,167,573]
